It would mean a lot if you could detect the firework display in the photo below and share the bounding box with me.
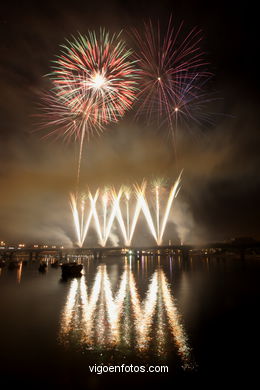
[40,29,139,181]
[37,19,213,247]
[50,30,139,126]
[131,17,210,154]
[70,172,182,247]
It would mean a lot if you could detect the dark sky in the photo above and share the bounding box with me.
[0,0,259,245]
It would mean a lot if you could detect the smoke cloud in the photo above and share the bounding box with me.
[108,226,120,247]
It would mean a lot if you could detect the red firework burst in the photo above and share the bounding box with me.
[131,17,210,127]
[50,29,139,129]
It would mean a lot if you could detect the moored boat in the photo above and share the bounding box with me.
[51,260,60,268]
[0,260,6,268]
[38,262,47,272]
[61,262,83,278]
[8,261,21,270]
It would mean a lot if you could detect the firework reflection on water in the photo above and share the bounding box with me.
[59,258,194,369]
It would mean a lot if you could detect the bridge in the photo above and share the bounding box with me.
[1,240,260,262]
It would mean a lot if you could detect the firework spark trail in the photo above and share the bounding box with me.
[80,197,85,243]
[114,194,128,245]
[129,181,146,243]
[103,188,123,246]
[126,199,130,242]
[70,193,82,246]
[70,191,98,247]
[159,170,183,245]
[102,189,109,239]
[81,191,99,246]
[123,187,131,244]
[155,185,160,240]
[135,182,157,242]
[89,190,104,246]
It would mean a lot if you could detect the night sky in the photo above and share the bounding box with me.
[0,0,259,245]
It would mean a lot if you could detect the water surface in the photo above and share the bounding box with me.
[0,255,259,387]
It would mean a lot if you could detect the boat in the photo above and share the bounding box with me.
[8,261,21,270]
[61,262,83,278]
[51,260,60,268]
[38,262,47,272]
[0,260,6,268]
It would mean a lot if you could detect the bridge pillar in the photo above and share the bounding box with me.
[181,247,190,262]
[240,247,246,261]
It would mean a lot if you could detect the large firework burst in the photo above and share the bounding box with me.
[50,29,139,128]
[39,28,139,183]
[167,72,217,133]
[131,17,210,157]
